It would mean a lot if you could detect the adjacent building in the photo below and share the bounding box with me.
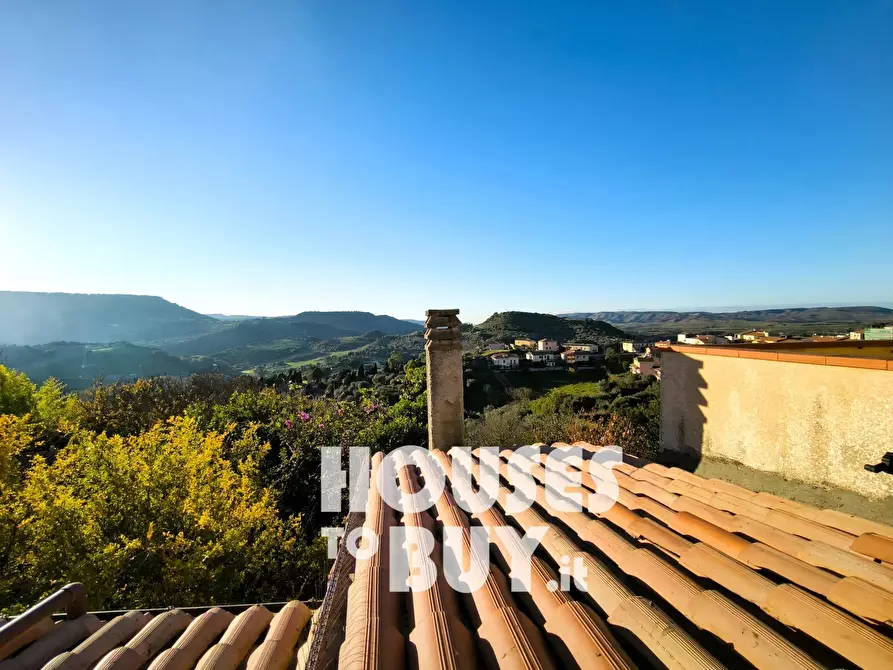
[621,341,644,353]
[513,338,536,349]
[485,342,508,351]
[536,338,560,352]
[660,339,893,498]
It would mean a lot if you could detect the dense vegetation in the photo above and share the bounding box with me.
[465,372,660,459]
[0,349,659,615]
[0,360,427,614]
[474,311,628,344]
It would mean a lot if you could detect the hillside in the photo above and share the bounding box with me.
[562,306,893,338]
[288,311,419,335]
[0,291,218,345]
[163,318,355,357]
[0,341,228,388]
[474,311,628,343]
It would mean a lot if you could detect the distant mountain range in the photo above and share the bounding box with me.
[3,292,889,386]
[0,291,216,345]
[562,306,893,324]
[561,306,893,337]
[0,292,422,385]
[0,292,419,346]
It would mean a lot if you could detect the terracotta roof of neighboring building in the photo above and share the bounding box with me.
[7,446,893,670]
[327,445,893,669]
[0,597,319,670]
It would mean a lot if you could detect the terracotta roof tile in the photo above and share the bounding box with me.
[5,442,893,670]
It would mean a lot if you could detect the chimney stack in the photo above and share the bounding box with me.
[425,309,464,451]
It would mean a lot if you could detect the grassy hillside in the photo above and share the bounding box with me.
[474,311,628,343]
[562,306,893,338]
[0,342,228,388]
[0,291,218,345]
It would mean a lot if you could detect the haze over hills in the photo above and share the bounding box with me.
[0,291,215,345]
[0,292,420,346]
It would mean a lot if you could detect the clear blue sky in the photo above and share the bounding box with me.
[1,1,891,322]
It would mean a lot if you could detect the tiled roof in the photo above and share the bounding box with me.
[0,599,319,670]
[333,445,893,670]
[6,445,893,670]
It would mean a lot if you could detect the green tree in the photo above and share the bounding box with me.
[386,351,405,373]
[0,365,36,416]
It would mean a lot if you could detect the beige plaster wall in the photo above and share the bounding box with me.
[660,351,893,498]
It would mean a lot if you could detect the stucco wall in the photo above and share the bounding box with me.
[660,350,893,498]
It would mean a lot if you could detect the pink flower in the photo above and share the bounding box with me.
[299,411,310,422]
[318,423,325,429]
[337,408,343,416]
[284,419,293,429]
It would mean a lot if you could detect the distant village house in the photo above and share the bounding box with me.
[677,333,731,345]
[537,338,560,352]
[560,350,592,364]
[565,342,598,353]
[735,330,769,341]
[514,338,536,349]
[490,352,519,368]
[527,350,557,366]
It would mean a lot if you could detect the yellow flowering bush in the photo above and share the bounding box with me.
[0,416,326,614]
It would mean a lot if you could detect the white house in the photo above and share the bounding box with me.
[485,342,508,351]
[621,341,643,353]
[490,353,519,368]
[537,338,559,352]
[677,333,731,346]
[527,350,557,366]
[565,342,598,353]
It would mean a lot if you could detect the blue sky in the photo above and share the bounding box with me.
[1,1,891,323]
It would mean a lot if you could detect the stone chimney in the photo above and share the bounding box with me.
[425,309,464,451]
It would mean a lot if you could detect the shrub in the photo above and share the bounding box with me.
[0,416,326,614]
[0,365,36,416]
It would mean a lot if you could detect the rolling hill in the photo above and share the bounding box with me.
[162,319,355,357]
[287,311,419,335]
[474,311,628,343]
[0,291,218,345]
